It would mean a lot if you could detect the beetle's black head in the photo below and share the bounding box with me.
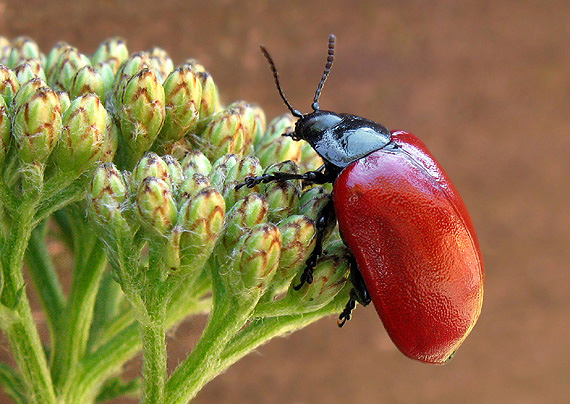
[261,34,392,169]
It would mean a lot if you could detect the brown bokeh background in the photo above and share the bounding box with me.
[1,0,568,403]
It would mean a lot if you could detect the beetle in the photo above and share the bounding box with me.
[237,34,484,364]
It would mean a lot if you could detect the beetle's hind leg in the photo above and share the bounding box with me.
[338,255,372,327]
[293,197,336,290]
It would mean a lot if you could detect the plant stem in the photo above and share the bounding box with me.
[140,313,167,404]
[25,225,66,339]
[0,202,56,404]
[52,238,108,390]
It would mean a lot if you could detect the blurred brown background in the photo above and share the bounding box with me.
[1,0,568,403]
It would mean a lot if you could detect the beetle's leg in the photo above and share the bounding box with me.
[293,197,336,290]
[235,169,333,190]
[338,255,371,327]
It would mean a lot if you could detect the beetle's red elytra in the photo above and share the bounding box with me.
[334,130,484,363]
[237,34,484,364]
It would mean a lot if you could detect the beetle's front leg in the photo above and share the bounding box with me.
[235,167,331,190]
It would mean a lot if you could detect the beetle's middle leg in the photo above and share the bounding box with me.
[293,197,336,290]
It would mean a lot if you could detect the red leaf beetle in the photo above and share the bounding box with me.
[238,35,484,364]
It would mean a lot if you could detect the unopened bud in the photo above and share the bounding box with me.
[220,193,268,257]
[117,68,166,167]
[255,114,302,167]
[91,37,129,73]
[158,67,202,145]
[7,37,41,68]
[180,150,212,178]
[51,93,108,174]
[0,65,19,106]
[14,59,46,84]
[196,71,221,126]
[13,86,62,164]
[271,215,316,293]
[70,65,106,103]
[135,176,177,236]
[291,240,350,310]
[88,162,128,225]
[52,47,91,91]
[148,47,174,81]
[228,223,281,301]
[130,152,171,194]
[178,187,225,266]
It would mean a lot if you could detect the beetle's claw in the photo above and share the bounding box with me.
[235,176,260,190]
[293,268,313,290]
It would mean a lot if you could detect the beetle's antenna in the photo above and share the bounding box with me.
[312,34,336,111]
[260,45,304,118]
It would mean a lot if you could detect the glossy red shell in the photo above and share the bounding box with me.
[333,130,484,364]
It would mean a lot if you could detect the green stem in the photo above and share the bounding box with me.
[63,294,208,404]
[164,262,254,404]
[0,202,56,404]
[0,361,26,404]
[140,313,167,404]
[221,296,346,371]
[25,225,66,338]
[52,238,108,390]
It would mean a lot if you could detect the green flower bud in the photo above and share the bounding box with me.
[12,77,47,110]
[178,187,225,266]
[228,223,281,300]
[0,65,19,108]
[148,47,174,81]
[299,141,323,172]
[223,156,262,208]
[209,154,239,191]
[70,65,106,103]
[136,176,177,236]
[88,162,128,225]
[112,52,152,97]
[158,67,202,145]
[130,152,171,194]
[117,68,166,166]
[52,47,91,91]
[55,91,71,113]
[14,59,46,84]
[45,42,72,79]
[100,115,119,163]
[271,215,316,293]
[179,59,206,73]
[196,71,221,125]
[92,62,115,100]
[256,114,302,167]
[163,155,183,190]
[0,95,11,166]
[7,37,41,68]
[13,86,62,164]
[251,104,267,148]
[220,193,268,257]
[265,181,300,223]
[197,106,247,161]
[91,37,129,73]
[291,240,350,310]
[226,101,259,155]
[180,150,211,178]
[178,173,211,202]
[0,37,11,64]
[297,186,331,221]
[51,93,108,174]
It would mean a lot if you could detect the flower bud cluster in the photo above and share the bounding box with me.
[0,34,348,326]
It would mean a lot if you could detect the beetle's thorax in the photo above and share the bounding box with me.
[295,110,393,169]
